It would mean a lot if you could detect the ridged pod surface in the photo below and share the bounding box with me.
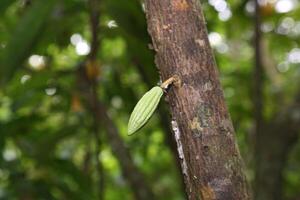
[128,86,163,135]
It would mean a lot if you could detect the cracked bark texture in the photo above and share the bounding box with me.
[144,0,251,199]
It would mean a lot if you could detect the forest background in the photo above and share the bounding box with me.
[0,0,300,199]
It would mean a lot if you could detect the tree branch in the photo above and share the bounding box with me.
[86,0,104,199]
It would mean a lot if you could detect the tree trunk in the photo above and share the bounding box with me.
[253,0,264,138]
[252,1,300,198]
[144,0,251,199]
[254,97,300,200]
[254,124,297,200]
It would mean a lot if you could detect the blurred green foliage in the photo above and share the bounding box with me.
[0,0,299,199]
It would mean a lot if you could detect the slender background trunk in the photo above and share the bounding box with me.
[252,2,300,200]
[77,1,155,199]
[254,91,300,200]
[97,102,155,200]
[144,0,251,199]
[253,0,264,138]
[77,63,155,200]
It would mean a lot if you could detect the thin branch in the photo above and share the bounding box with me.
[254,0,264,138]
[87,0,104,199]
[88,0,101,60]
[253,1,266,198]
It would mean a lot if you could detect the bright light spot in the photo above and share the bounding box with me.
[3,149,17,161]
[45,88,57,96]
[261,22,274,32]
[245,1,255,14]
[20,74,31,84]
[209,0,232,15]
[276,17,295,35]
[295,22,300,32]
[141,3,146,12]
[282,17,295,29]
[290,22,300,36]
[275,0,294,13]
[28,55,46,70]
[287,48,300,63]
[208,0,218,6]
[216,43,229,53]
[208,32,228,53]
[258,0,265,5]
[219,9,232,21]
[277,61,289,72]
[70,33,91,56]
[107,20,118,29]
[70,33,83,46]
[208,32,222,47]
[75,41,90,56]
[59,148,72,159]
[215,0,227,12]
[111,96,123,109]
[53,96,62,104]
[276,26,289,35]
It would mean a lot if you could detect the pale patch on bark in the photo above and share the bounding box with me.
[172,0,189,11]
[203,81,213,92]
[195,39,205,47]
[189,117,203,131]
[200,186,216,200]
[210,177,231,193]
[172,120,188,176]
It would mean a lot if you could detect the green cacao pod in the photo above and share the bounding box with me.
[128,86,163,135]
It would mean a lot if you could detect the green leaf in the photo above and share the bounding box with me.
[128,86,163,135]
[0,0,16,15]
[0,0,57,85]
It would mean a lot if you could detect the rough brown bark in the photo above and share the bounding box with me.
[144,0,251,199]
